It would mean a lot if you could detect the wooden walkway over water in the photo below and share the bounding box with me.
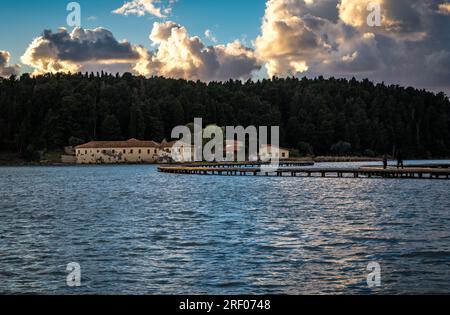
[158,165,450,180]
[182,161,315,168]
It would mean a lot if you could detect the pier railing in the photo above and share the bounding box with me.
[158,164,450,180]
[180,161,315,168]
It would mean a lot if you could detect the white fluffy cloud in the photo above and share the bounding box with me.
[338,0,427,41]
[255,0,373,77]
[438,2,450,14]
[255,0,450,93]
[21,28,143,75]
[0,50,20,78]
[134,22,261,81]
[113,0,172,18]
[16,0,450,92]
[21,23,260,82]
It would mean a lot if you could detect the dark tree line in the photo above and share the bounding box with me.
[1,72,449,159]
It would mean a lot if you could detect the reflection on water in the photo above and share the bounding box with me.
[0,161,450,294]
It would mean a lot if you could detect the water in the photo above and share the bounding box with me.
[1,161,450,295]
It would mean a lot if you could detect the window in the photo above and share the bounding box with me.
[154,149,157,154]
[85,150,88,154]
[130,150,133,154]
[139,149,142,154]
[123,149,126,154]
[282,153,286,158]
[112,150,116,154]
[148,149,150,154]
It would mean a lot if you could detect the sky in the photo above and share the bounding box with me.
[1,0,450,94]
[0,0,265,63]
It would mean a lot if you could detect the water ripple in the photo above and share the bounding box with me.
[1,162,450,294]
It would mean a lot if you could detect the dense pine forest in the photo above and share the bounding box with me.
[0,72,449,160]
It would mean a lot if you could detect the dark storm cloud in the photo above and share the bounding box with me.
[21,28,142,74]
[40,28,140,62]
[0,50,20,77]
[256,0,450,94]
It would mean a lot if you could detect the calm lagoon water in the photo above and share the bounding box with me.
[1,161,450,294]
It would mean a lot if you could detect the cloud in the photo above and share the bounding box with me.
[438,2,450,14]
[21,23,260,82]
[134,21,261,81]
[424,50,450,89]
[255,0,348,76]
[113,0,171,18]
[21,28,143,75]
[0,50,20,77]
[17,0,450,92]
[255,0,450,93]
[338,0,427,41]
[205,29,218,43]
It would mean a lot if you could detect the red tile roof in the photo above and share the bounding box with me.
[160,139,193,148]
[160,139,178,148]
[76,139,161,149]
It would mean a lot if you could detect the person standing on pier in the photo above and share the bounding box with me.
[383,155,388,169]
[396,150,404,169]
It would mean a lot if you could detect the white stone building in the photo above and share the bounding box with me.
[75,138,196,164]
[259,144,290,160]
[75,139,161,164]
[160,139,196,163]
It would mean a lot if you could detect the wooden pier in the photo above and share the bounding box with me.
[181,161,315,168]
[158,165,450,180]
[405,164,450,169]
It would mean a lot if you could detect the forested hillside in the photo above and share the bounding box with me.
[1,72,449,159]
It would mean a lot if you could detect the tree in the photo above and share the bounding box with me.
[297,142,314,157]
[23,144,40,161]
[331,141,352,156]
[286,117,301,148]
[101,115,122,140]
[0,72,448,159]
[129,104,145,139]
[69,136,85,147]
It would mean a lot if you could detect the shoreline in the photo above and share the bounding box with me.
[1,157,450,167]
